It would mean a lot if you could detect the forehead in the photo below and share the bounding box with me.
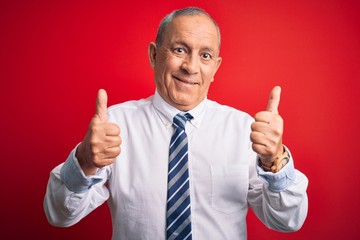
[164,14,219,51]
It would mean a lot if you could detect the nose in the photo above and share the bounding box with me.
[181,54,199,74]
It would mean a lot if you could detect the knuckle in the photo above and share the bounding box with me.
[116,136,122,145]
[273,116,284,126]
[115,125,121,134]
[250,132,256,142]
[90,147,99,156]
[89,138,100,147]
[115,147,121,156]
[272,126,283,137]
[250,122,256,131]
[264,147,273,156]
[254,112,261,120]
[109,123,121,134]
[89,141,104,155]
[255,111,268,119]
[251,143,256,151]
[251,143,260,153]
[89,123,99,132]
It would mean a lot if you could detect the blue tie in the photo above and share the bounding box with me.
[166,113,193,240]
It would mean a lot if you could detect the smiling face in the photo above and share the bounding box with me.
[148,14,222,111]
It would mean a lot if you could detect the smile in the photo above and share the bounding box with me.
[173,76,199,85]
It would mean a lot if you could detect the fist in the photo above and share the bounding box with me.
[76,89,122,175]
[250,86,284,168]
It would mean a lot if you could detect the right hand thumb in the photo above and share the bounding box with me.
[95,89,108,122]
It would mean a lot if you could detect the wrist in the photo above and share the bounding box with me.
[76,142,98,176]
[259,146,289,173]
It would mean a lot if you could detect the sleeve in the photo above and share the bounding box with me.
[43,146,111,227]
[247,148,309,232]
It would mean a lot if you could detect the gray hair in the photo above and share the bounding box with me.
[155,7,221,50]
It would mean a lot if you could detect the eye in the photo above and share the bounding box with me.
[174,47,185,54]
[201,53,212,60]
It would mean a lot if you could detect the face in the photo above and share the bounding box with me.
[148,14,222,111]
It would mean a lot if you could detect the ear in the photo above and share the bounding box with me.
[211,56,222,82]
[148,42,157,69]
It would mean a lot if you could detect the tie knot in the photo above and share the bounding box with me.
[173,113,193,130]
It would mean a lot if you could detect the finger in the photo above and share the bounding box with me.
[104,146,121,158]
[266,86,281,114]
[250,131,277,153]
[93,157,117,168]
[96,89,108,122]
[251,121,270,133]
[251,143,272,157]
[104,135,122,146]
[97,146,121,161]
[250,131,267,145]
[103,123,121,136]
[253,111,273,124]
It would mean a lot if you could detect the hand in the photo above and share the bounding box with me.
[76,89,121,175]
[250,86,284,169]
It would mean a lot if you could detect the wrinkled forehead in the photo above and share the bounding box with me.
[164,14,220,51]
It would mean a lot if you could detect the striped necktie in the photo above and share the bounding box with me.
[166,113,193,240]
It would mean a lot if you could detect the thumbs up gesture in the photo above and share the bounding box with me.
[250,86,284,171]
[76,89,121,175]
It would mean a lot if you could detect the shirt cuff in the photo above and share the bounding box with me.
[60,145,104,193]
[256,147,296,192]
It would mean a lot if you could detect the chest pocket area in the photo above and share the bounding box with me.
[210,164,249,214]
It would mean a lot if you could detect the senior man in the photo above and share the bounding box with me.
[44,7,308,240]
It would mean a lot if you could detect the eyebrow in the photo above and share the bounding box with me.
[171,40,216,54]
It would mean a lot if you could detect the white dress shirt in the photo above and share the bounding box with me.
[44,91,308,240]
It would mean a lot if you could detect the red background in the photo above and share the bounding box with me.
[1,0,359,239]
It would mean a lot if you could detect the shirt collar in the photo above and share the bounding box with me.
[152,90,206,129]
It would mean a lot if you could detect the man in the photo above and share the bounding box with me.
[44,7,308,239]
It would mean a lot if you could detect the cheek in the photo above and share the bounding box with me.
[202,64,217,81]
[155,61,175,88]
[165,57,182,71]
